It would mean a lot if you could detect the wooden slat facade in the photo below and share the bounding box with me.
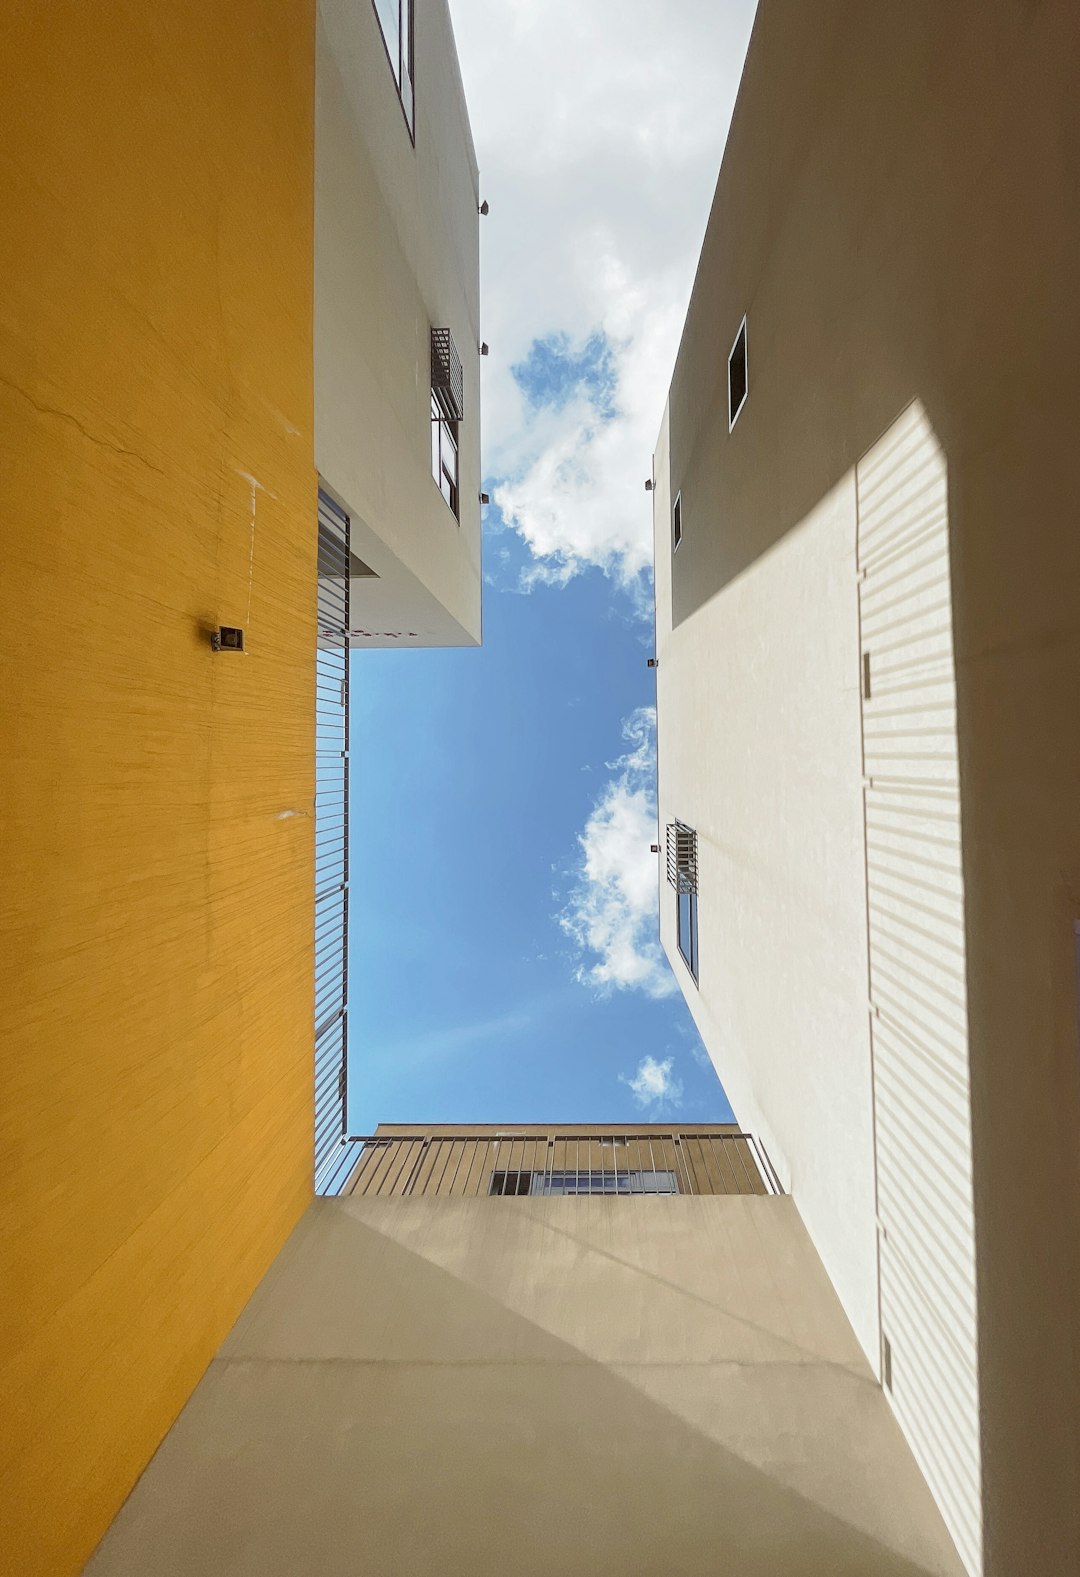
[341,1125,777,1198]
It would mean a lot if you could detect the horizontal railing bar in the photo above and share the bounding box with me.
[344,1132,757,1142]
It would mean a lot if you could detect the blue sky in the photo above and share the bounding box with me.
[346,0,759,1133]
[348,504,732,1130]
[348,337,730,1132]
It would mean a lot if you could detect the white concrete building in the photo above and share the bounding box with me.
[316,0,482,648]
[311,0,483,1195]
[652,4,1080,1575]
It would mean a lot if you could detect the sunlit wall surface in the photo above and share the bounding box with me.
[653,2,1080,1572]
[857,406,979,1572]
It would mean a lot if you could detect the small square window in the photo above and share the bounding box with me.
[673,491,682,552]
[728,315,748,431]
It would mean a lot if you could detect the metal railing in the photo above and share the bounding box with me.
[314,490,350,1189]
[338,1131,782,1199]
[431,326,464,422]
[666,821,698,893]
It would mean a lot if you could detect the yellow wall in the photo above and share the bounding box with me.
[0,5,317,1573]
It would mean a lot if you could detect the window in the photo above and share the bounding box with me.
[431,328,464,520]
[431,394,459,517]
[677,889,698,980]
[372,0,414,134]
[666,820,699,982]
[489,1170,679,1196]
[673,491,682,552]
[728,314,748,430]
[540,1170,678,1196]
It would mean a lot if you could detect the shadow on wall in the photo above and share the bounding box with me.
[86,1199,964,1577]
[664,3,1080,1570]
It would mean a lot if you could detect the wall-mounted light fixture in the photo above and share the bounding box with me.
[646,657,658,669]
[211,626,244,652]
[480,492,490,504]
[644,479,653,492]
[479,199,489,215]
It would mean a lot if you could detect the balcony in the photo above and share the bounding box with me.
[341,1125,782,1197]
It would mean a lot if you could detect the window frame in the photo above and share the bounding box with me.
[667,819,699,984]
[489,1168,680,1197]
[370,0,415,142]
[431,392,460,521]
[489,1169,532,1196]
[677,887,699,983]
[728,314,748,431]
[673,490,682,552]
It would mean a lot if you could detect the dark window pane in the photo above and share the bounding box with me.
[539,1170,678,1196]
[678,889,698,979]
[728,318,748,428]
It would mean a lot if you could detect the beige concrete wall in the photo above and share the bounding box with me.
[315,0,481,647]
[654,407,878,1364]
[86,1196,963,1576]
[653,3,1080,1573]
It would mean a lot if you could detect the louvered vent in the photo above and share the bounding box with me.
[666,821,698,893]
[314,489,350,1190]
[431,327,464,422]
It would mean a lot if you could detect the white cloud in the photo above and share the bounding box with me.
[452,0,759,596]
[620,1054,684,1111]
[559,707,673,998]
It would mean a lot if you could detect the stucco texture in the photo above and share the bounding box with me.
[0,5,317,1573]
